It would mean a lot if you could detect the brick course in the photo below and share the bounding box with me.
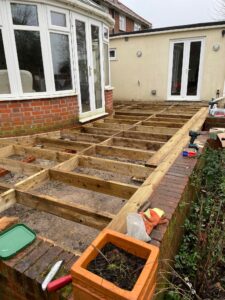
[105,89,113,114]
[0,96,78,137]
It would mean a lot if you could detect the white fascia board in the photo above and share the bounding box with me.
[110,24,225,40]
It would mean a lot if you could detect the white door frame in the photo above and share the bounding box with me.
[167,37,205,101]
[72,13,105,121]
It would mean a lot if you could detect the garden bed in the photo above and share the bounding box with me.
[164,146,225,300]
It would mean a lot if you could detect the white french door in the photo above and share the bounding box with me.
[73,14,105,121]
[168,38,204,101]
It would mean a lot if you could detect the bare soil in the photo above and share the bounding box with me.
[0,172,28,185]
[0,203,99,253]
[87,243,146,291]
[73,167,142,186]
[31,180,126,214]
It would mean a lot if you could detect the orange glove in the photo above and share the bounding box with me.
[139,208,168,235]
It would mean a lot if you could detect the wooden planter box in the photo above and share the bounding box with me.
[71,229,159,300]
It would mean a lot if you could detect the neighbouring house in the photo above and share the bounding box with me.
[0,0,114,137]
[110,21,225,102]
[92,0,151,34]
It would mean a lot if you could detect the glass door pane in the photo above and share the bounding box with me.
[187,41,201,96]
[171,43,184,96]
[75,20,91,113]
[91,25,102,109]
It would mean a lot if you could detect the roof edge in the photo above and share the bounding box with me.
[110,20,225,38]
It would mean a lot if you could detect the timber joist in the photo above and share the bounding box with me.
[0,102,209,254]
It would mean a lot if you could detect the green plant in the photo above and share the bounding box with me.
[162,147,225,299]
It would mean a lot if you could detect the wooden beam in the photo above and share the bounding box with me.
[118,130,172,142]
[0,158,42,175]
[95,145,154,161]
[16,190,114,230]
[111,137,165,151]
[156,114,191,120]
[149,117,187,123]
[142,121,184,128]
[103,119,138,125]
[107,108,209,233]
[80,127,119,136]
[35,137,92,151]
[146,107,209,167]
[50,169,137,199]
[60,131,109,143]
[0,189,16,213]
[92,122,131,130]
[133,125,178,135]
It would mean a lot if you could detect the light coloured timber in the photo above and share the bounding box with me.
[107,107,208,233]
[142,121,184,128]
[0,189,16,213]
[54,155,153,179]
[118,130,172,142]
[50,169,137,199]
[108,137,165,151]
[16,190,114,230]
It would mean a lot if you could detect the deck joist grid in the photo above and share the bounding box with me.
[0,102,208,252]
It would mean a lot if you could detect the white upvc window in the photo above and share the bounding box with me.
[47,6,73,92]
[109,48,117,60]
[119,14,126,31]
[134,22,141,31]
[0,1,75,100]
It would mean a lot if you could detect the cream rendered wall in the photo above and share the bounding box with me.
[110,27,225,101]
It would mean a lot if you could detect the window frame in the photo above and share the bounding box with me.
[0,1,76,100]
[119,14,126,31]
[109,48,117,61]
[134,22,141,31]
[47,6,70,32]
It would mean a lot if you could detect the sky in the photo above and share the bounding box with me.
[120,0,223,28]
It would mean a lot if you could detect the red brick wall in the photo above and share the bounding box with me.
[105,89,113,114]
[0,95,78,137]
[126,18,134,32]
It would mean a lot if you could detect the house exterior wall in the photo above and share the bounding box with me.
[0,90,113,137]
[110,27,225,101]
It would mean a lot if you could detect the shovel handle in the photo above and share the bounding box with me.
[47,275,72,292]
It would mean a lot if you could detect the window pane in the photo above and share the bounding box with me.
[171,43,184,96]
[104,43,109,86]
[11,3,38,26]
[51,11,66,27]
[50,33,72,91]
[15,30,46,93]
[187,41,201,96]
[76,20,90,113]
[91,25,102,109]
[0,31,10,94]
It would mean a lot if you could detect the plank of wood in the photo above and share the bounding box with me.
[107,107,208,233]
[80,127,120,136]
[111,137,165,151]
[142,121,184,128]
[60,131,109,143]
[0,158,42,175]
[146,107,209,167]
[119,130,172,142]
[133,125,178,135]
[35,137,92,151]
[50,169,137,199]
[16,190,114,230]
[95,145,154,161]
[92,122,131,130]
[103,118,138,125]
[0,189,16,213]
[15,170,49,191]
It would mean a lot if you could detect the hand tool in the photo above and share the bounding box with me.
[42,260,64,291]
[189,131,201,150]
[47,274,72,292]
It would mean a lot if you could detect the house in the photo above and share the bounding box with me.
[92,0,152,33]
[110,21,225,102]
[0,0,114,137]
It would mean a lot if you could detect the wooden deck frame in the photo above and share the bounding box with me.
[0,102,209,251]
[54,155,153,181]
[0,144,73,166]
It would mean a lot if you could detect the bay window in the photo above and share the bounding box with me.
[11,3,46,93]
[0,31,10,94]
